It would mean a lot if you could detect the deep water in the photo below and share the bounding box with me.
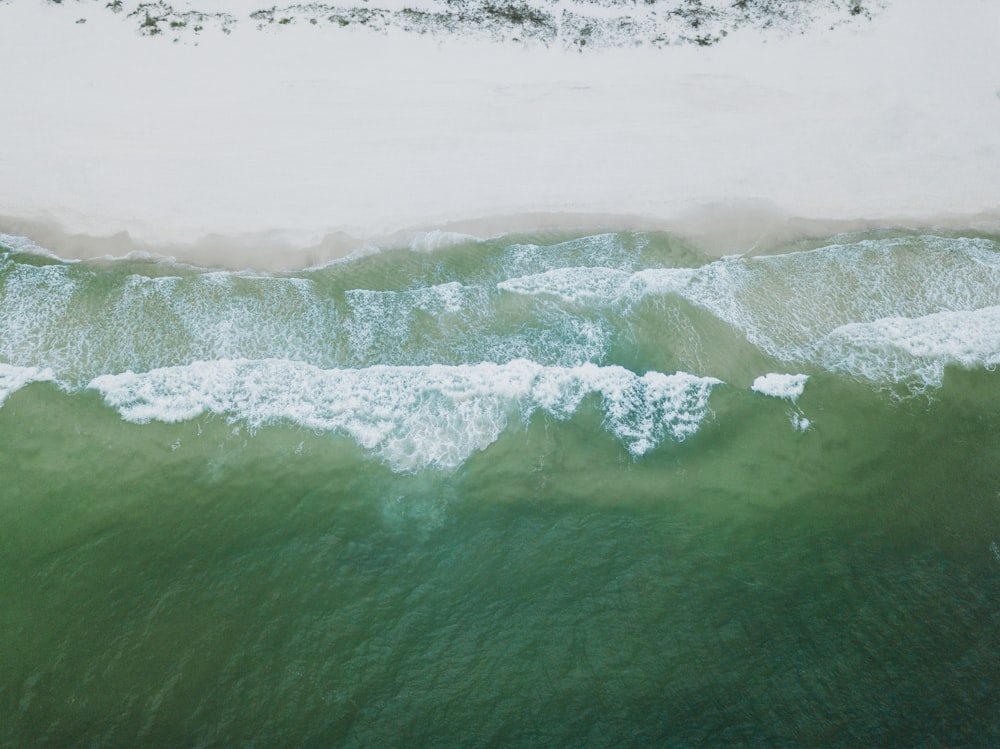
[1,230,998,747]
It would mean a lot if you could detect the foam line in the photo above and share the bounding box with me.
[751,373,809,401]
[0,364,55,407]
[823,306,1000,389]
[499,236,1000,387]
[88,360,722,471]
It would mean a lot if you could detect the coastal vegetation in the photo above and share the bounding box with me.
[41,0,881,47]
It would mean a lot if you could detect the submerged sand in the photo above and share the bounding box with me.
[1,0,998,268]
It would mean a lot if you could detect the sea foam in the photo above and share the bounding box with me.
[0,364,55,407]
[88,360,722,471]
[751,373,811,431]
[498,236,1000,388]
[751,373,809,401]
[4,233,999,419]
[823,306,1000,389]
[0,249,614,380]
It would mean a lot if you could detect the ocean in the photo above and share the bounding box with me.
[1,229,998,746]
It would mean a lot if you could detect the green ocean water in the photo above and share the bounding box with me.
[1,230,999,746]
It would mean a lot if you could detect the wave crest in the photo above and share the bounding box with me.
[89,360,722,471]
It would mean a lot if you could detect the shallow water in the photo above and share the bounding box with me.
[1,230,998,746]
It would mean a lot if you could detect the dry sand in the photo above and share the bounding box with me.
[1,0,998,268]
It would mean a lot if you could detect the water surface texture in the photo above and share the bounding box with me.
[2,230,999,746]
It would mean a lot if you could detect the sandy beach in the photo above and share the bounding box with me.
[1,0,999,267]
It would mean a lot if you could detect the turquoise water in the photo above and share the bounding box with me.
[1,230,999,746]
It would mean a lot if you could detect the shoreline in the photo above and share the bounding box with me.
[4,206,1000,271]
[2,0,999,269]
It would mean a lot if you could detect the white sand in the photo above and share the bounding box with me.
[1,0,998,268]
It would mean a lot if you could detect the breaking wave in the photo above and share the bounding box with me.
[2,230,999,468]
[90,359,721,471]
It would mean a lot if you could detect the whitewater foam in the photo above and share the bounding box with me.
[4,233,999,413]
[0,233,71,263]
[88,360,722,471]
[498,267,634,306]
[751,373,809,401]
[752,373,812,431]
[0,364,55,407]
[0,246,619,378]
[406,231,480,253]
[497,235,1000,388]
[499,233,648,280]
[823,306,1000,390]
